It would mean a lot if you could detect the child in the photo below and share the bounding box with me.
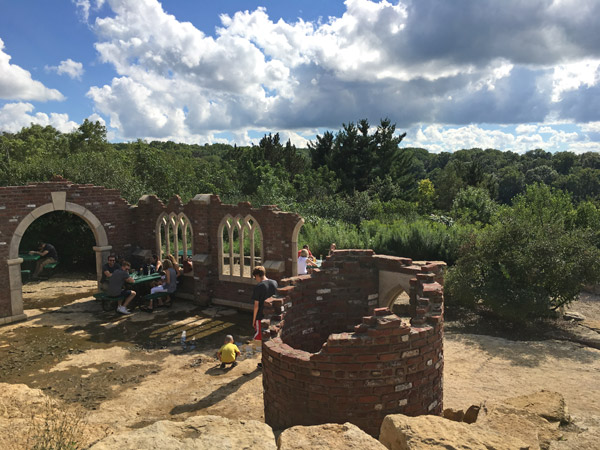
[217,335,241,369]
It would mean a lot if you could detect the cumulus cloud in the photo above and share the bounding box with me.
[46,59,84,79]
[79,0,600,145]
[0,38,64,102]
[73,0,106,22]
[0,102,78,133]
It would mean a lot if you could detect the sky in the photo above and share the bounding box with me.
[1,0,600,153]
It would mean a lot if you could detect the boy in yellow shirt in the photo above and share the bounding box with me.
[217,335,240,369]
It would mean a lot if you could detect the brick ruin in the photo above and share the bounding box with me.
[0,180,446,437]
[0,179,304,325]
[261,250,445,436]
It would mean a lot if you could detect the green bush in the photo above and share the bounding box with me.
[446,184,600,322]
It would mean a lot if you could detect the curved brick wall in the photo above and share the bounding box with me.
[261,250,445,437]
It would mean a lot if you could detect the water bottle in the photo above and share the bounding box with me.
[181,330,187,350]
[189,337,196,351]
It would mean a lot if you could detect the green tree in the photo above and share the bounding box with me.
[446,184,600,322]
[417,178,435,214]
[451,186,497,224]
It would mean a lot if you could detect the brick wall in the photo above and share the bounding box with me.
[261,250,445,437]
[1,181,303,321]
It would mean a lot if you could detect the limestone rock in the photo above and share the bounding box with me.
[89,415,276,450]
[548,414,600,450]
[379,414,530,450]
[563,311,585,321]
[475,403,560,450]
[442,408,464,422]
[278,422,386,449]
[463,404,480,424]
[501,390,569,424]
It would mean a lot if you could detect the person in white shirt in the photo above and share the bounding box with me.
[298,249,309,275]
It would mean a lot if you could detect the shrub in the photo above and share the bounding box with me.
[446,184,600,322]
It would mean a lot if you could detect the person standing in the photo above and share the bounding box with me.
[251,266,278,342]
[107,260,137,315]
[30,242,58,278]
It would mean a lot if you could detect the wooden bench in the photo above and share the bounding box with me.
[93,292,126,312]
[21,269,31,282]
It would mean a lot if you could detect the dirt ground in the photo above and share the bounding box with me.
[1,274,600,447]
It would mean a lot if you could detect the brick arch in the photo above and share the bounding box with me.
[290,218,305,276]
[379,271,413,308]
[5,199,110,324]
[9,201,108,259]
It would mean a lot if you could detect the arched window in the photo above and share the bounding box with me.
[156,212,193,263]
[218,214,262,281]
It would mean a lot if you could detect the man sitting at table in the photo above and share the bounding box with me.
[107,260,136,315]
[298,244,313,258]
[100,255,118,291]
[30,242,58,278]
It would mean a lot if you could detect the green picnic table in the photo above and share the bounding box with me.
[19,253,41,262]
[128,273,162,285]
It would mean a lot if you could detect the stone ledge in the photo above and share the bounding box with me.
[0,313,27,326]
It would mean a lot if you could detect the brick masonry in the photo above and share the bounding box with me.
[261,249,445,437]
[0,179,303,322]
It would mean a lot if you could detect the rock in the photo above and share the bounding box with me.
[475,402,561,450]
[379,414,530,450]
[0,383,105,449]
[563,311,586,321]
[442,408,464,422]
[501,390,569,424]
[463,405,480,424]
[548,414,600,450]
[89,415,276,450]
[278,422,386,449]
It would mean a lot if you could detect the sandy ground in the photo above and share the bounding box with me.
[1,275,600,446]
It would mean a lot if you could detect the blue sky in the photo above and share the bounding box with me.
[1,0,600,153]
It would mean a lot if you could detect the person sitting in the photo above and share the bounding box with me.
[30,242,58,278]
[107,260,137,315]
[298,249,309,275]
[150,254,162,274]
[298,244,313,258]
[141,259,177,312]
[100,255,117,291]
[329,243,337,256]
[167,253,184,277]
[183,256,193,274]
[217,335,240,369]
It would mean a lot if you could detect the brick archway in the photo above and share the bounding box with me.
[5,195,111,324]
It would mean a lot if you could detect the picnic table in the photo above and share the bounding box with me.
[19,253,41,262]
[128,273,161,285]
[95,273,162,312]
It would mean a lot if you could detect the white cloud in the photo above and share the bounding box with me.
[73,0,105,22]
[404,124,586,154]
[0,38,63,102]
[72,0,600,145]
[46,59,84,79]
[565,141,600,154]
[580,122,600,133]
[0,102,78,133]
[516,124,538,134]
[551,59,600,102]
